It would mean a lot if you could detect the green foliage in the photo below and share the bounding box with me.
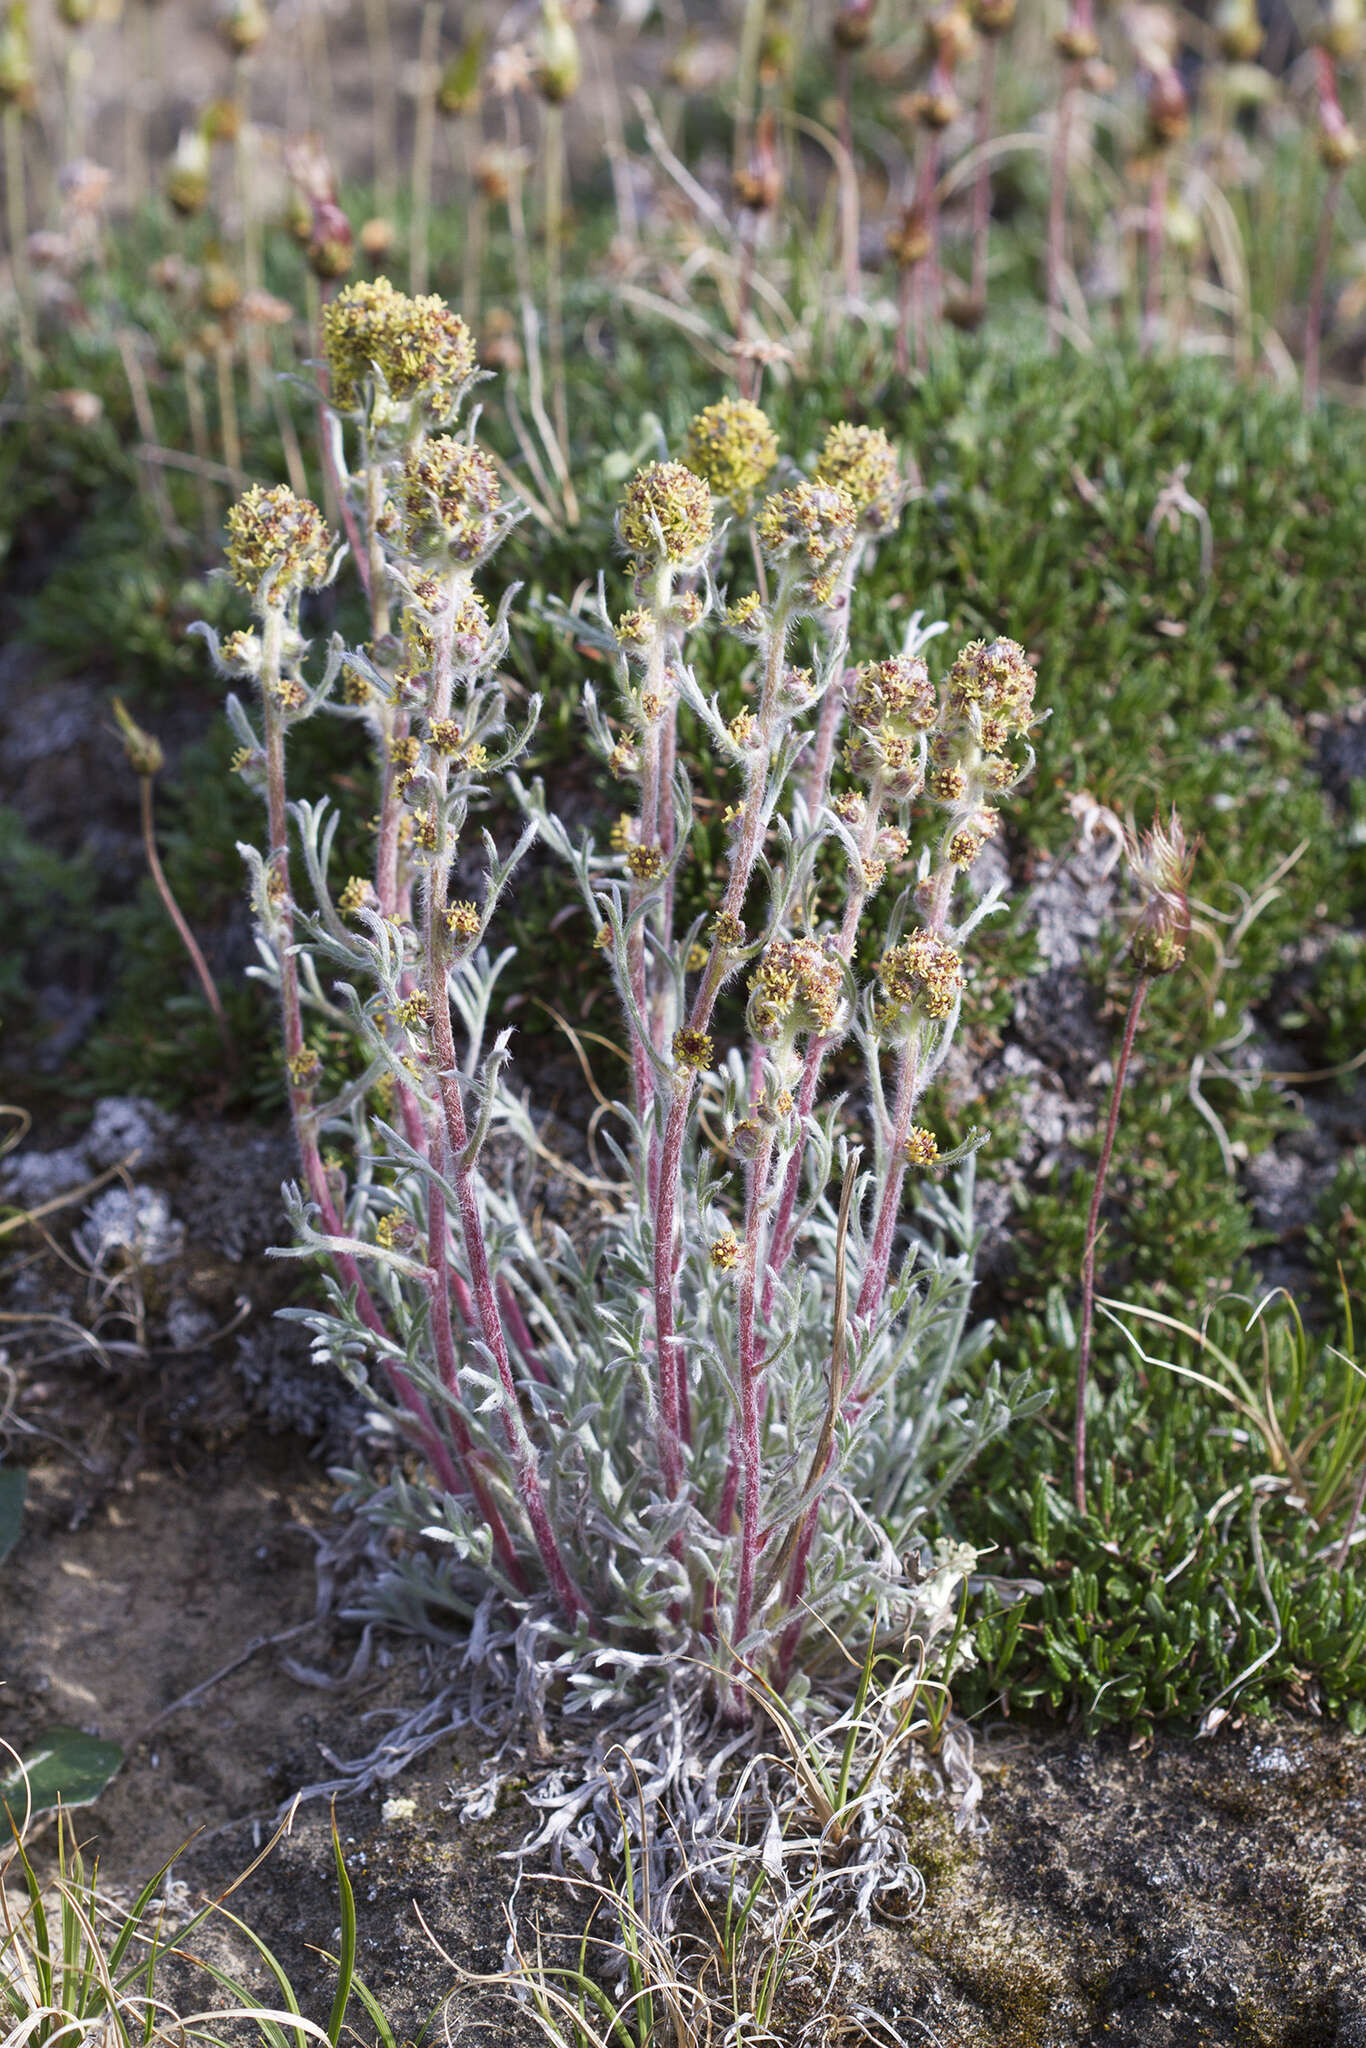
[955,1289,1366,1731]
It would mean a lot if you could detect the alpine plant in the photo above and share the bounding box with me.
[199,281,1044,1713]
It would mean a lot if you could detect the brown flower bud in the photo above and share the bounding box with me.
[1146,65,1189,147]
[833,0,877,51]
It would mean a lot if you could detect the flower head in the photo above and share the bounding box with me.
[618,462,714,569]
[944,636,1037,742]
[400,437,501,560]
[814,422,901,536]
[756,481,857,579]
[748,937,846,1046]
[322,277,477,419]
[877,929,963,1024]
[682,398,779,511]
[225,486,332,604]
[1125,810,1196,976]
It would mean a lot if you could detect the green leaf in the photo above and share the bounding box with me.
[0,1466,25,1565]
[0,1727,124,1814]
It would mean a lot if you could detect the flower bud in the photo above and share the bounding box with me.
[1146,65,1189,148]
[833,0,877,51]
[439,32,484,117]
[972,0,1016,35]
[219,0,268,55]
[111,697,164,778]
[536,0,581,102]
[308,201,354,280]
[733,109,781,213]
[165,128,211,216]
[1214,0,1262,61]
[1320,0,1363,60]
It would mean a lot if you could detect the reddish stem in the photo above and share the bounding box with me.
[1074,974,1149,1514]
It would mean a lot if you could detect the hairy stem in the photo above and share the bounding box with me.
[421,573,588,1622]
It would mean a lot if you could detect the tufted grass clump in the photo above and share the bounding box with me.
[196,281,1047,1725]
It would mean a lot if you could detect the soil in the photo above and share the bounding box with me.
[3,1099,1365,2048]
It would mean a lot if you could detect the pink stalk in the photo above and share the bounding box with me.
[422,575,589,1624]
[732,1125,777,1661]
[427,1183,527,1579]
[651,597,794,1488]
[499,1277,551,1386]
[971,40,996,315]
[1142,156,1167,356]
[1074,974,1148,1512]
[1046,63,1080,353]
[853,1033,921,1323]
[762,775,886,1320]
[261,603,449,1478]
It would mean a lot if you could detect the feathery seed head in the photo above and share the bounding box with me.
[1125,809,1196,976]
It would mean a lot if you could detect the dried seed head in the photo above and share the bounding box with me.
[682,398,779,511]
[618,461,714,569]
[400,437,501,560]
[322,277,477,418]
[225,485,332,602]
[1125,809,1196,976]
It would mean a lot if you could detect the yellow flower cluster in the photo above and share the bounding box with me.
[321,276,476,417]
[401,438,501,560]
[813,422,900,535]
[225,485,332,599]
[877,930,963,1024]
[618,462,714,569]
[748,936,845,1044]
[682,398,779,511]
